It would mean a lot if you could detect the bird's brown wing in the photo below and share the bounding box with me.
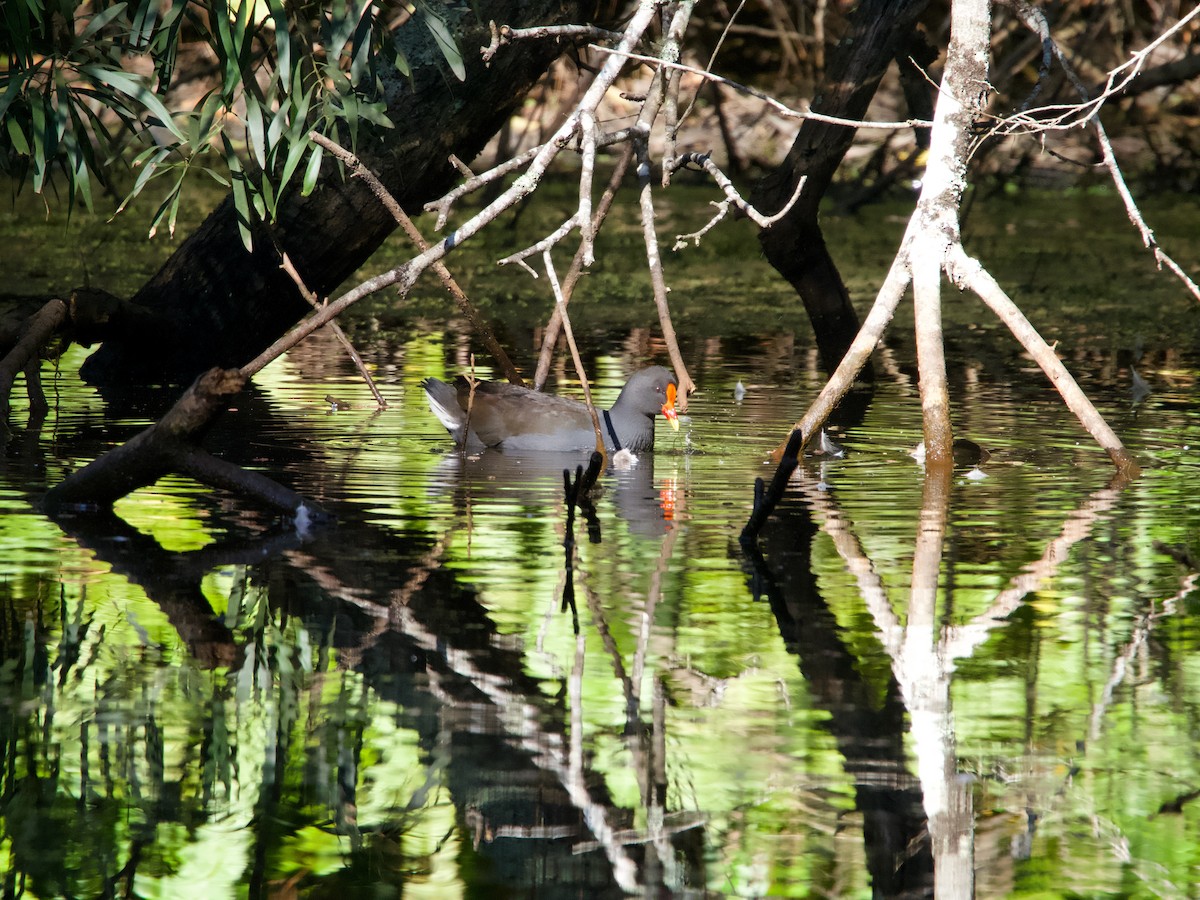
[455,380,593,447]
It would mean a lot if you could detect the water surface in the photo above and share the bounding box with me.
[2,188,1200,898]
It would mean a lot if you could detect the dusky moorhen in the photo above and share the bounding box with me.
[422,366,679,452]
[909,438,991,467]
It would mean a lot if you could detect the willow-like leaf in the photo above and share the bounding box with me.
[79,64,185,141]
[324,0,360,65]
[267,94,290,147]
[114,144,172,216]
[223,132,254,250]
[328,85,362,148]
[356,98,395,130]
[186,90,223,148]
[379,34,410,79]
[128,0,160,51]
[166,182,182,236]
[66,137,94,213]
[286,79,314,140]
[196,165,231,187]
[244,91,267,168]
[151,0,187,87]
[278,134,309,191]
[0,68,25,124]
[29,93,48,192]
[415,1,465,81]
[258,176,276,219]
[68,89,117,160]
[5,116,30,156]
[78,2,128,43]
[302,144,323,196]
[7,1,36,62]
[349,2,376,85]
[211,0,248,102]
[270,0,292,88]
[147,178,183,239]
[17,0,44,22]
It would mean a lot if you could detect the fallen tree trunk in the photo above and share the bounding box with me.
[42,367,328,519]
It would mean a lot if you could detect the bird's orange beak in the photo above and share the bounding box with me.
[662,383,680,431]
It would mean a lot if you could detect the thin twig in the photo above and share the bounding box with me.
[1006,2,1200,301]
[425,144,544,229]
[656,1,697,184]
[590,45,935,130]
[671,151,807,230]
[311,131,525,384]
[277,251,388,408]
[946,244,1140,477]
[481,20,624,65]
[544,250,607,459]
[677,0,748,131]
[634,135,695,403]
[533,145,635,391]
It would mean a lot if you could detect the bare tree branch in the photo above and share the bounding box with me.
[591,45,936,130]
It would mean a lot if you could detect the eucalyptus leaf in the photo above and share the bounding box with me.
[147,179,182,239]
[259,177,276,219]
[357,99,395,130]
[267,98,290,148]
[211,0,243,100]
[29,94,47,192]
[380,36,411,80]
[0,67,25,123]
[166,182,182,236]
[279,132,309,189]
[324,2,360,64]
[69,141,94,212]
[349,3,376,86]
[152,0,187,85]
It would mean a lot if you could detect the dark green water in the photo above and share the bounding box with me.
[2,183,1200,898]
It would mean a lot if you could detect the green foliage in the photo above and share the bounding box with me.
[0,0,467,248]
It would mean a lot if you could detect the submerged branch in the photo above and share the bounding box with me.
[0,299,67,434]
[43,367,329,520]
[946,244,1140,477]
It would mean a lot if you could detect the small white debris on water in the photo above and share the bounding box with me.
[734,381,746,402]
[294,504,315,539]
[612,448,638,469]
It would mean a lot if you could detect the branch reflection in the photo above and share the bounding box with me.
[744,456,1140,897]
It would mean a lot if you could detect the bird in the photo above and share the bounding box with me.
[909,438,991,468]
[422,366,679,453]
